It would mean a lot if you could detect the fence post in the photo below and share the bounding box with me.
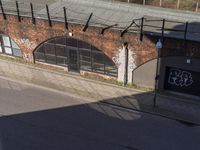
[196,2,199,12]
[0,0,6,20]
[184,22,188,54]
[46,5,52,27]
[143,0,145,5]
[161,19,165,55]
[30,3,35,24]
[177,0,180,9]
[16,1,21,22]
[140,17,144,41]
[63,7,68,30]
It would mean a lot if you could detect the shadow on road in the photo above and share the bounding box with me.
[0,89,199,150]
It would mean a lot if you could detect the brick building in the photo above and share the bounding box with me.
[0,0,200,97]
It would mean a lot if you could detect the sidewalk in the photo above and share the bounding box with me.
[102,92,200,126]
[0,59,200,125]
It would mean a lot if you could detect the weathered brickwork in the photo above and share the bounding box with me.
[3,14,200,87]
[162,38,200,58]
[0,15,157,66]
[1,12,200,94]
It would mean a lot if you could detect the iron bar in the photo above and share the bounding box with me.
[30,3,35,24]
[184,22,188,40]
[120,20,136,37]
[145,19,163,22]
[63,7,68,30]
[161,19,165,44]
[184,22,188,54]
[0,0,6,20]
[101,24,117,34]
[46,5,52,27]
[16,1,21,22]
[82,13,93,32]
[153,45,160,108]
[153,19,165,108]
[140,17,144,41]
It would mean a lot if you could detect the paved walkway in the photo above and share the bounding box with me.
[0,59,200,125]
[102,91,200,126]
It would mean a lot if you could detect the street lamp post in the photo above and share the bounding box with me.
[153,39,162,108]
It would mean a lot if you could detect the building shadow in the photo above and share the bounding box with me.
[0,88,199,150]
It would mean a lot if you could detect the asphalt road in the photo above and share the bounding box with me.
[0,76,200,150]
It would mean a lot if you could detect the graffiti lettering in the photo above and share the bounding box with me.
[14,38,37,50]
[168,69,193,87]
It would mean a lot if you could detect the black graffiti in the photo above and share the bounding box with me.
[168,69,193,87]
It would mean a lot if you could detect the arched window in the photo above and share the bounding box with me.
[0,34,22,57]
[34,37,117,77]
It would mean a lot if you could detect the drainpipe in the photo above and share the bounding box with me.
[124,42,129,86]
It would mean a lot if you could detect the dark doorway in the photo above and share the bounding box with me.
[164,66,200,97]
[69,48,79,72]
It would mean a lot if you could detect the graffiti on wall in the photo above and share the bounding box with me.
[168,69,193,87]
[112,47,137,83]
[12,38,36,62]
[23,53,33,62]
[14,38,37,50]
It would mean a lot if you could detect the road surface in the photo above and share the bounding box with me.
[0,76,199,150]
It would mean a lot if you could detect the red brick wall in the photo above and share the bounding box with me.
[0,15,157,66]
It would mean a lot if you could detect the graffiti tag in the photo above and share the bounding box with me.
[14,38,37,50]
[168,69,193,87]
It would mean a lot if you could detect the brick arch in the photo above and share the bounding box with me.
[0,15,157,68]
[33,35,117,64]
[33,36,102,53]
[33,36,118,77]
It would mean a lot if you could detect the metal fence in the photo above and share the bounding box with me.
[0,0,200,42]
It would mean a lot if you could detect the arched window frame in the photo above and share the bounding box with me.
[34,37,118,77]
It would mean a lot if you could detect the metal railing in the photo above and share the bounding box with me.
[0,0,200,42]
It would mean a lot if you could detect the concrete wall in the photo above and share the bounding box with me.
[132,59,156,88]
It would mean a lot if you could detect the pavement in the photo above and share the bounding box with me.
[0,59,200,126]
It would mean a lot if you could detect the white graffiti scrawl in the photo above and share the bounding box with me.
[14,38,37,50]
[168,69,193,87]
